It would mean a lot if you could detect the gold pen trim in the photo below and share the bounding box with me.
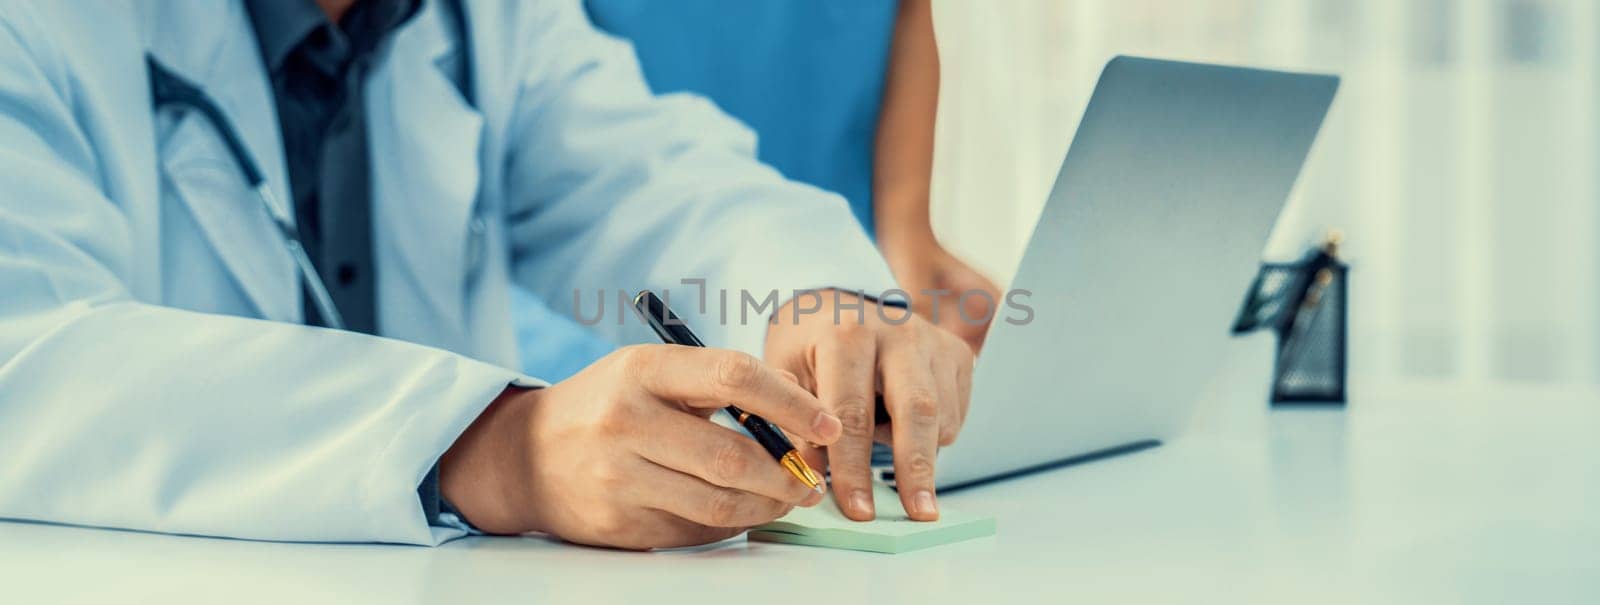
[778,450,825,494]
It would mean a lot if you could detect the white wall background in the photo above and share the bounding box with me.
[930,0,1600,388]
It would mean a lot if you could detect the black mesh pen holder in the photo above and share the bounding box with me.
[1232,235,1348,406]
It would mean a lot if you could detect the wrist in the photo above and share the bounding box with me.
[440,386,539,535]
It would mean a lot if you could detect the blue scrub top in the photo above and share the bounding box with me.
[585,0,899,235]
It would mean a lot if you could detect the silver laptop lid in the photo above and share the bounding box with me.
[937,57,1338,490]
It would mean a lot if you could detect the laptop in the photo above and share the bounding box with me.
[934,56,1339,491]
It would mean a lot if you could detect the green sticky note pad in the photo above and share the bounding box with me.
[748,483,996,554]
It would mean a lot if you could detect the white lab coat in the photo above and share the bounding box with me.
[0,0,896,544]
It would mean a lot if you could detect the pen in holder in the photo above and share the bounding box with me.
[1231,232,1349,405]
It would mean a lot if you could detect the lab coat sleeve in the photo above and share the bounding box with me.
[500,0,902,355]
[0,13,533,545]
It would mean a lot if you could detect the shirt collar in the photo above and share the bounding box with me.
[245,0,328,73]
[245,0,423,74]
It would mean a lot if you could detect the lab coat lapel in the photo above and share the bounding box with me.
[143,1,299,322]
[367,2,484,346]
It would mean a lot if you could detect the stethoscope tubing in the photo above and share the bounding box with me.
[146,54,346,331]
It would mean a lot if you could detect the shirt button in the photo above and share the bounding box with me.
[336,263,359,286]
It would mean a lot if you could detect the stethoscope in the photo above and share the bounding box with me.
[145,54,347,330]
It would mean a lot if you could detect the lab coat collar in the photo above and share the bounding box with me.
[143,1,300,322]
[365,0,486,347]
[139,0,473,327]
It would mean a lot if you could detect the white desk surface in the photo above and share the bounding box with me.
[5,382,1597,604]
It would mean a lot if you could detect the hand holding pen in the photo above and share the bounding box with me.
[439,332,843,550]
[633,291,828,494]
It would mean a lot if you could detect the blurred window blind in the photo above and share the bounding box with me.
[930,0,1600,386]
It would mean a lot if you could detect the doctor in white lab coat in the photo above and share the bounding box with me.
[0,0,973,549]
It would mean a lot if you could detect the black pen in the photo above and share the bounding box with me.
[631,291,826,494]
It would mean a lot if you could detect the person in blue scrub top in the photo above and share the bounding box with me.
[516,0,1002,380]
